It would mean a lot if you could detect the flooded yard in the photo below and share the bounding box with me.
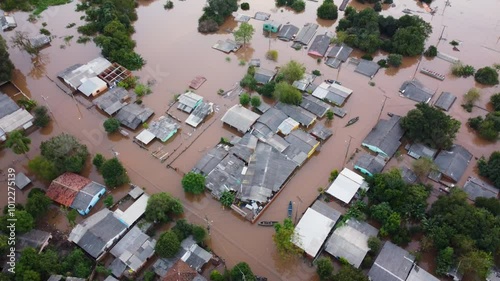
[1,0,500,279]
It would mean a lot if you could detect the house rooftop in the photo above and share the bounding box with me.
[70,181,106,211]
[368,241,415,281]
[15,172,31,190]
[254,67,276,84]
[278,24,299,41]
[0,92,20,119]
[275,102,316,127]
[58,57,112,90]
[77,76,107,97]
[221,105,260,133]
[212,39,241,54]
[0,108,34,133]
[283,130,319,165]
[192,145,228,175]
[326,43,353,61]
[17,229,52,252]
[463,176,499,201]
[407,142,437,160]
[162,260,205,281]
[114,193,150,227]
[93,87,129,116]
[300,95,331,118]
[308,34,332,57]
[434,91,456,111]
[254,11,271,21]
[294,23,318,45]
[129,185,144,199]
[326,168,369,204]
[355,59,380,78]
[433,144,472,182]
[178,91,203,113]
[399,79,434,103]
[233,13,251,22]
[46,172,92,207]
[312,82,353,106]
[115,103,154,130]
[205,154,245,199]
[251,122,290,153]
[146,116,180,142]
[401,166,418,184]
[256,107,289,132]
[406,265,440,281]
[292,73,315,92]
[28,35,51,48]
[278,117,300,135]
[186,102,213,128]
[355,153,386,176]
[229,133,258,163]
[362,115,404,157]
[325,219,379,268]
[98,63,132,86]
[309,123,333,141]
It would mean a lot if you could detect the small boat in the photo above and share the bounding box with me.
[258,221,278,227]
[288,201,293,218]
[345,116,359,127]
[387,112,394,117]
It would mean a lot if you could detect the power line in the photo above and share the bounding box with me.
[343,135,354,165]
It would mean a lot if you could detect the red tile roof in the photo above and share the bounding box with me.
[162,260,198,281]
[46,172,92,207]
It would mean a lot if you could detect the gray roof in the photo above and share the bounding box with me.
[93,87,129,115]
[192,145,228,175]
[332,106,347,117]
[212,39,241,53]
[256,102,271,113]
[325,57,342,69]
[229,133,258,163]
[256,107,288,132]
[178,92,203,113]
[275,102,316,127]
[355,59,381,78]
[308,34,331,57]
[399,80,434,103]
[104,276,120,281]
[487,269,500,281]
[355,153,386,175]
[254,67,276,84]
[401,166,417,184]
[205,154,245,199]
[309,123,333,141]
[300,95,331,117]
[234,13,251,22]
[47,275,63,281]
[407,143,437,159]
[251,122,290,153]
[293,73,315,92]
[115,103,154,130]
[109,258,127,278]
[146,116,179,142]
[180,236,212,271]
[15,172,31,190]
[0,92,20,119]
[284,130,318,166]
[325,219,379,268]
[463,176,499,201]
[109,226,156,276]
[312,82,353,106]
[58,58,112,89]
[311,200,341,222]
[71,181,106,211]
[406,265,440,281]
[28,35,51,48]
[278,24,299,41]
[434,144,472,182]
[0,11,16,31]
[240,142,296,202]
[294,23,318,45]
[18,229,51,252]
[327,43,353,61]
[434,91,456,111]
[221,105,260,133]
[368,241,415,281]
[254,12,271,21]
[129,185,144,199]
[362,115,404,157]
[186,102,213,128]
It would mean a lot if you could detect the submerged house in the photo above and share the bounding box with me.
[278,24,299,41]
[0,10,17,31]
[368,241,415,281]
[432,144,472,183]
[355,59,381,78]
[400,79,434,103]
[256,107,289,133]
[28,35,51,48]
[46,172,106,215]
[463,176,499,202]
[0,92,34,141]
[312,82,353,106]
[309,123,333,141]
[186,102,213,128]
[115,103,154,130]
[361,115,404,158]
[78,76,107,97]
[212,39,241,54]
[135,116,179,145]
[308,34,331,57]
[300,95,331,118]
[221,105,260,133]
[275,102,316,127]
[292,73,315,92]
[406,142,437,160]
[434,91,456,111]
[294,23,318,45]
[354,153,386,177]
[205,153,245,199]
[58,57,112,90]
[263,20,281,33]
[326,168,369,204]
[325,43,353,68]
[254,67,276,84]
[283,130,320,166]
[92,87,129,116]
[177,91,203,113]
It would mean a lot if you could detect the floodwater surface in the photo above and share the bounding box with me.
[1,0,500,279]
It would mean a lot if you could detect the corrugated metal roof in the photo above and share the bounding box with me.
[434,144,472,182]
[326,168,368,204]
[78,77,107,97]
[399,79,434,103]
[362,115,404,157]
[0,92,20,118]
[355,59,381,78]
[293,206,337,257]
[177,92,203,113]
[256,107,288,132]
[185,102,213,128]
[278,24,299,41]
[275,102,316,127]
[115,103,154,130]
[355,153,386,176]
[221,105,260,133]
[327,43,353,61]
[463,176,498,201]
[434,91,456,111]
[110,226,156,274]
[93,87,129,115]
[114,194,150,227]
[406,265,440,281]
[308,34,331,57]
[368,241,415,281]
[300,95,330,117]
[294,23,318,45]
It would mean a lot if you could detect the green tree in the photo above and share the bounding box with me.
[273,218,303,260]
[192,225,207,243]
[234,22,255,47]
[32,106,51,128]
[490,93,500,111]
[474,66,499,85]
[387,54,403,67]
[333,264,369,281]
[26,188,51,219]
[370,202,393,223]
[28,156,58,181]
[373,1,382,12]
[156,231,181,258]
[61,249,92,278]
[401,103,461,150]
[266,50,278,61]
[100,158,129,188]
[210,270,224,281]
[316,257,334,280]
[412,157,437,180]
[22,270,40,281]
[436,247,454,275]
[103,118,121,133]
[0,235,7,255]
[40,133,89,174]
[474,197,500,216]
[257,81,276,98]
[181,172,206,194]
[462,88,480,111]
[424,45,437,57]
[104,195,113,208]
[4,130,31,156]
[274,82,303,105]
[66,209,78,226]
[0,36,14,83]
[326,110,334,121]
[172,219,193,241]
[145,192,184,222]
[290,0,305,12]
[250,96,261,108]
[390,26,426,56]
[279,60,305,83]
[220,191,235,207]
[1,210,33,234]
[477,152,500,188]
[328,169,339,182]
[230,262,256,281]
[317,1,338,20]
[367,236,381,254]
[459,250,493,280]
[239,93,251,106]
[92,154,106,170]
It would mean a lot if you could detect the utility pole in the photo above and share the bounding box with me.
[412,53,424,80]
[437,25,447,47]
[377,95,390,121]
[204,215,213,235]
[441,0,451,16]
[41,95,59,128]
[71,92,83,120]
[344,135,354,165]
[294,196,303,225]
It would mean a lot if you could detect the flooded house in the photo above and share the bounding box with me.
[406,265,440,281]
[113,193,150,227]
[431,144,472,183]
[368,241,415,281]
[98,63,132,86]
[185,102,213,128]
[92,87,130,116]
[205,153,245,199]
[324,218,378,268]
[108,226,156,278]
[46,172,106,215]
[434,91,457,111]
[177,91,203,113]
[292,200,341,259]
[463,177,498,201]
[307,34,332,57]
[331,106,347,118]
[354,153,386,177]
[221,104,260,133]
[78,76,108,97]
[275,102,316,127]
[399,79,434,103]
[17,229,52,253]
[114,103,154,130]
[135,116,180,145]
[326,168,369,204]
[0,92,34,141]
[361,115,404,158]
[325,43,353,69]
[283,129,320,166]
[254,12,271,21]
[14,172,31,190]
[212,39,241,54]
[251,122,290,153]
[277,24,299,41]
[0,10,17,31]
[311,82,353,106]
[277,117,300,135]
[309,123,333,142]
[400,166,418,184]
[256,107,289,133]
[263,20,281,33]
[293,23,318,46]
[253,67,276,84]
[292,73,316,92]
[355,59,381,78]
[406,142,437,160]
[192,145,229,175]
[300,95,331,118]
[159,260,206,281]
[68,208,128,260]
[28,34,51,48]
[58,57,112,91]
[233,13,251,23]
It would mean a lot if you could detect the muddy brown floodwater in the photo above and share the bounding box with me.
[1,0,500,279]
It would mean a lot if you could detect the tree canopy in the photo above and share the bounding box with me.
[4,130,31,155]
[230,262,256,281]
[273,218,303,260]
[198,0,238,32]
[477,151,500,188]
[25,188,51,219]
[233,22,255,47]
[401,103,461,150]
[181,172,206,194]
[468,111,500,141]
[491,93,500,111]
[333,264,369,281]
[145,192,184,222]
[474,66,499,85]
[0,36,14,83]
[156,230,181,258]
[317,0,338,20]
[316,257,334,280]
[279,60,305,83]
[28,156,58,181]
[39,133,89,175]
[103,118,121,133]
[33,106,51,128]
[273,82,303,105]
[0,210,34,234]
[100,157,129,188]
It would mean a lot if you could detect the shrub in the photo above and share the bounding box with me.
[312,70,321,76]
[198,19,219,33]
[377,59,387,67]
[117,76,138,89]
[475,67,499,85]
[266,49,278,61]
[220,191,235,207]
[39,28,51,36]
[240,2,250,10]
[250,95,261,107]
[181,172,206,194]
[291,0,305,12]
[374,2,382,12]
[156,231,180,258]
[104,195,113,208]
[424,45,437,57]
[387,54,403,67]
[239,74,257,91]
[100,158,129,188]
[326,110,334,121]
[462,88,480,112]
[103,118,121,133]
[33,106,51,128]
[92,154,106,169]
[210,270,224,281]
[451,62,475,77]
[361,54,373,61]
[164,1,173,9]
[239,93,251,106]
[257,81,276,98]
[134,83,151,97]
[316,257,334,280]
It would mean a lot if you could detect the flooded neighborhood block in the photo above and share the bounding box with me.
[399,79,434,103]
[58,57,112,90]
[256,107,288,132]
[283,130,320,166]
[278,24,299,41]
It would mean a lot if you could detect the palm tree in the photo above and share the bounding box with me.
[4,130,31,157]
